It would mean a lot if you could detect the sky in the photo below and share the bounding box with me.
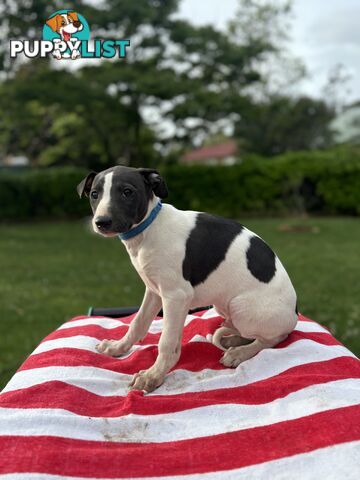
[177,0,359,104]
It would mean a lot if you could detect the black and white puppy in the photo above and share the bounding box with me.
[77,166,298,393]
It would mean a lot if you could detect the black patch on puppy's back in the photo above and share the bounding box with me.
[246,235,276,283]
[182,213,243,287]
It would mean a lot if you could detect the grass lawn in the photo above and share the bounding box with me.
[0,217,359,389]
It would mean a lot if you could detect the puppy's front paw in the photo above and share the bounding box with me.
[96,339,130,357]
[129,369,164,393]
[71,49,80,59]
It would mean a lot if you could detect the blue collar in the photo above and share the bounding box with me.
[119,201,162,241]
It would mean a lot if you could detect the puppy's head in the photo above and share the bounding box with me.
[45,12,83,38]
[77,166,168,237]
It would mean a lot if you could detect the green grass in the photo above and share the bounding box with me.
[0,217,359,389]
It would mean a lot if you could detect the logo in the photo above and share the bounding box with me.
[10,10,130,60]
[43,10,90,60]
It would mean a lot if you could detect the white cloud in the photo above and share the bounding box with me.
[306,4,360,47]
[178,0,359,103]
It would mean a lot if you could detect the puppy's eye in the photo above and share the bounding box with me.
[61,20,66,25]
[123,188,133,197]
[90,191,98,200]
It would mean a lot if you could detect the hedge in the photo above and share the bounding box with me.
[1,148,359,220]
[164,149,360,216]
[0,167,88,220]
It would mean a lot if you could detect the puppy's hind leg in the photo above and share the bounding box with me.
[212,327,253,351]
[212,306,253,351]
[220,334,287,368]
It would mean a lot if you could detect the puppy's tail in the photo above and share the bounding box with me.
[212,326,241,351]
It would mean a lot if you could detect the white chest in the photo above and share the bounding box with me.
[127,248,161,295]
[121,204,198,296]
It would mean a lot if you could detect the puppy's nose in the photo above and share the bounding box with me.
[73,20,81,28]
[95,216,112,231]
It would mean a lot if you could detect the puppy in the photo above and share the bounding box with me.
[45,11,83,59]
[77,166,298,393]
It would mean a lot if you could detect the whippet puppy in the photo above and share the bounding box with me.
[77,166,298,393]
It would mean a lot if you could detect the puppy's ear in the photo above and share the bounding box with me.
[138,168,168,199]
[68,11,79,22]
[77,171,97,198]
[45,14,61,32]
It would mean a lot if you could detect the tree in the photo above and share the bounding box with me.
[235,95,335,156]
[0,60,159,168]
[0,0,336,165]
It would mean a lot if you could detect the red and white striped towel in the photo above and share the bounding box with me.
[0,308,359,479]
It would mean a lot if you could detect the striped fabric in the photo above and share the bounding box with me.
[0,308,359,479]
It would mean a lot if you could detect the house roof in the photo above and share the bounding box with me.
[182,140,237,162]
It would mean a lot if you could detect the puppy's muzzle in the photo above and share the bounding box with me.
[95,216,112,232]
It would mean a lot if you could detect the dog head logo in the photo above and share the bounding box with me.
[46,12,83,41]
[43,10,90,59]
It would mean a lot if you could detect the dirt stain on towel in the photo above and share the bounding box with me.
[101,417,151,443]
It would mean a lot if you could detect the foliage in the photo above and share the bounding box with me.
[235,95,335,156]
[0,60,159,168]
[1,147,359,221]
[164,147,360,216]
[0,0,336,166]
[0,166,88,219]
